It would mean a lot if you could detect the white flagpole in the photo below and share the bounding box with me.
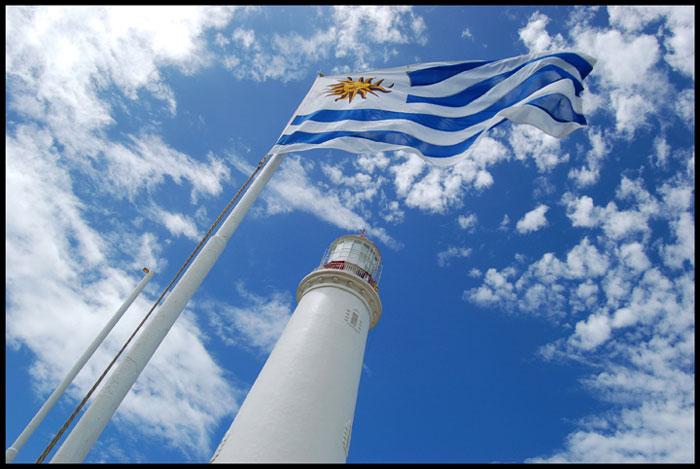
[50,153,284,463]
[5,267,154,464]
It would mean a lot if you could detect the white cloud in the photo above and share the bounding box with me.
[254,155,398,249]
[566,11,679,141]
[563,174,669,242]
[379,200,405,224]
[247,29,337,82]
[570,312,612,350]
[499,214,511,231]
[659,7,695,79]
[205,284,292,353]
[355,152,391,173]
[320,162,385,210]
[572,280,600,312]
[436,246,472,267]
[565,237,609,279]
[6,6,234,213]
[573,26,660,90]
[332,6,427,67]
[461,28,473,40]
[563,194,598,227]
[133,232,167,272]
[536,290,695,460]
[516,204,550,234]
[218,6,428,81]
[518,11,567,52]
[509,124,569,172]
[532,175,556,199]
[568,128,611,187]
[466,266,521,308]
[468,268,482,278]
[658,173,694,215]
[661,212,695,270]
[389,136,509,213]
[651,136,671,167]
[675,89,694,128]
[401,166,456,213]
[531,398,694,462]
[457,213,478,231]
[151,207,201,241]
[607,6,694,79]
[100,136,232,204]
[606,6,665,32]
[618,242,651,273]
[466,236,610,320]
[232,27,256,49]
[215,31,230,47]
[7,125,107,285]
[6,6,235,146]
[609,90,655,138]
[603,205,650,241]
[456,11,700,462]
[391,152,428,200]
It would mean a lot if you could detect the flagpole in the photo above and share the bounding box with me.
[5,268,154,463]
[50,152,284,463]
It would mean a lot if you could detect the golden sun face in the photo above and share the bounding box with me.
[326,77,394,103]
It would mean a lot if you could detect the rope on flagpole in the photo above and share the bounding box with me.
[34,153,271,464]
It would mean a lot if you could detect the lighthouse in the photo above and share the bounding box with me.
[211,233,382,463]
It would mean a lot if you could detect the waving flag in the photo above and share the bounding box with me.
[270,51,596,166]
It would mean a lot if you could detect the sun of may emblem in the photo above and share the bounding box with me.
[325,77,394,103]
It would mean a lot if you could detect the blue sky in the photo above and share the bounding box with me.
[5,5,694,463]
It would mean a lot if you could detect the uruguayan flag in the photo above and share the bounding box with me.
[270,51,596,167]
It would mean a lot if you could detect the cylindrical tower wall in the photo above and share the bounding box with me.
[211,279,372,463]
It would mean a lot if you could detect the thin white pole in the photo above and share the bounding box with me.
[50,153,284,463]
[5,268,154,463]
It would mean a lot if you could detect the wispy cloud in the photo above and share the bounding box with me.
[457,213,478,232]
[229,153,400,249]
[204,284,293,354]
[150,206,201,242]
[437,246,472,267]
[216,6,428,82]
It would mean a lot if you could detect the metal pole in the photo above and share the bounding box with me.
[5,268,154,463]
[50,153,284,463]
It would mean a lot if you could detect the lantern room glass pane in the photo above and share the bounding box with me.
[324,237,382,281]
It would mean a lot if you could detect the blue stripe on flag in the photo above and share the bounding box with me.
[276,128,486,159]
[407,63,585,108]
[292,108,476,131]
[408,60,493,87]
[291,77,585,131]
[407,52,593,88]
[525,93,587,125]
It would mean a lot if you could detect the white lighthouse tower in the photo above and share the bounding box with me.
[211,233,382,463]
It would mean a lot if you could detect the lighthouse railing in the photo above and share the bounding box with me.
[319,260,379,291]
